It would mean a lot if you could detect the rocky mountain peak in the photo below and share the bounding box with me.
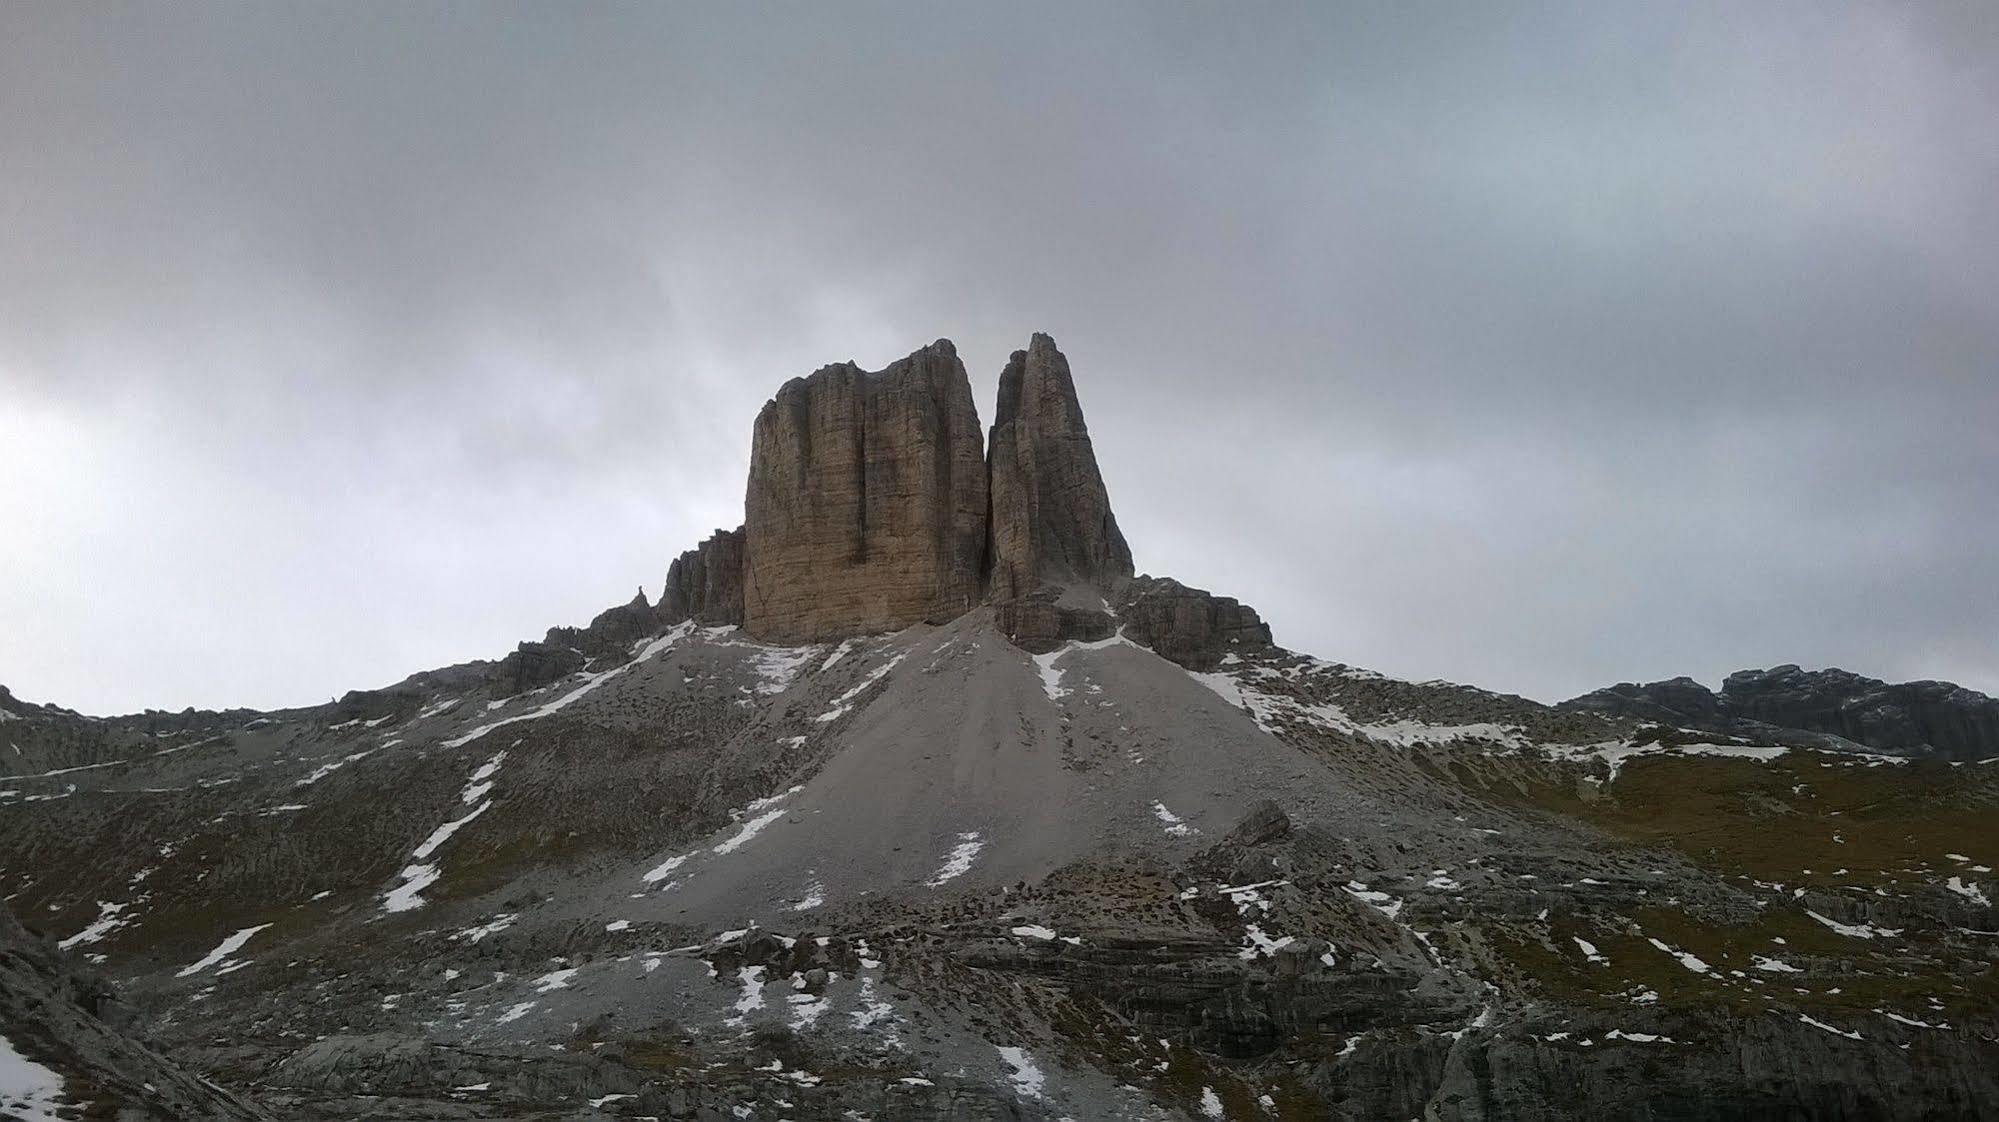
[986,332,1134,602]
[658,333,1255,668]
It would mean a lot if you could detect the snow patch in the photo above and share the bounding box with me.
[296,749,373,787]
[1798,1014,1864,1041]
[995,1046,1045,1099]
[177,924,271,977]
[1152,801,1197,837]
[926,832,985,886]
[1944,876,1989,905]
[1806,910,1902,940]
[1644,937,1712,974]
[532,967,578,993]
[0,1031,70,1121]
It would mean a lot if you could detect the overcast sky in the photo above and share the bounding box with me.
[4,3,1995,715]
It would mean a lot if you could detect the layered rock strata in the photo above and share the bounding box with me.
[741,341,989,643]
[1116,576,1274,671]
[661,527,746,626]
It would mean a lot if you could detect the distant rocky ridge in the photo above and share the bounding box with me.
[1563,663,1999,761]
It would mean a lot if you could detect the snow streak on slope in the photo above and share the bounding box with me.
[177,924,271,977]
[384,749,508,912]
[814,652,907,723]
[0,1031,69,1121]
[445,623,694,747]
[1185,664,1532,748]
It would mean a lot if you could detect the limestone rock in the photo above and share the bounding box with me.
[985,333,1134,601]
[1117,575,1273,670]
[991,587,1117,653]
[661,527,746,626]
[742,341,988,643]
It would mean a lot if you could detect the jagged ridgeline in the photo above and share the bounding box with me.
[1,335,1995,1120]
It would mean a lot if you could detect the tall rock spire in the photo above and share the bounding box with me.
[985,333,1134,601]
[741,340,989,642]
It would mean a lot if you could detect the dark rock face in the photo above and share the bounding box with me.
[991,588,1118,653]
[742,341,989,643]
[576,588,661,652]
[1721,665,1999,761]
[1117,576,1273,671]
[1565,676,1725,725]
[1226,800,1291,847]
[493,589,659,696]
[494,640,588,696]
[985,333,1134,602]
[661,527,746,626]
[1563,665,1999,761]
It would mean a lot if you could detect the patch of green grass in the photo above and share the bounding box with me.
[1491,751,1997,888]
[1484,902,1985,1019]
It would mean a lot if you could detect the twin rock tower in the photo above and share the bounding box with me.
[650,333,1267,666]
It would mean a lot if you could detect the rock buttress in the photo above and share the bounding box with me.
[985,333,1134,602]
[661,527,746,626]
[742,340,988,642]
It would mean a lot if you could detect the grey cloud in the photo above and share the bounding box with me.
[2,3,1994,712]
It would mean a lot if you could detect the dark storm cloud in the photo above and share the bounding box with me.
[3,3,1994,713]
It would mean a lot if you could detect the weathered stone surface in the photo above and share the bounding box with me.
[0,902,270,1119]
[992,588,1117,653]
[985,333,1134,602]
[661,526,746,625]
[743,341,988,643]
[1116,575,1273,670]
[494,639,587,696]
[1226,800,1291,847]
[491,589,658,696]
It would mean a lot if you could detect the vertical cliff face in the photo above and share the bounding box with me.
[741,341,989,642]
[985,333,1134,602]
[661,527,746,626]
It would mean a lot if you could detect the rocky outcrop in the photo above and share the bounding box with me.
[992,586,1118,653]
[1562,665,1999,761]
[661,526,746,625]
[985,333,1134,602]
[742,340,989,643]
[1117,576,1273,671]
[492,589,659,696]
